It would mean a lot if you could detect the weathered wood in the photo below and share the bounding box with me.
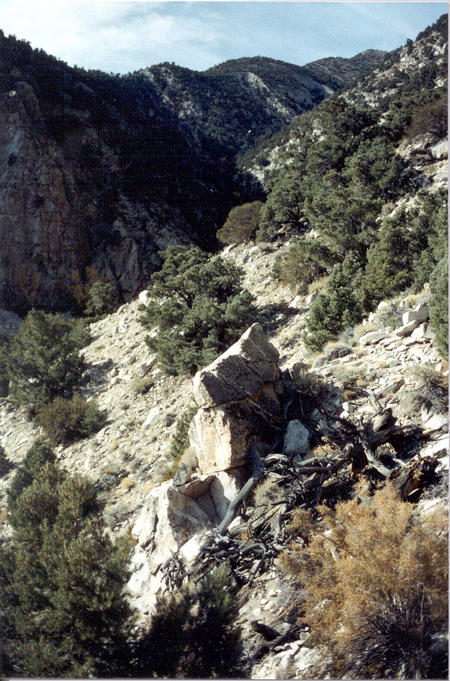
[217,448,264,535]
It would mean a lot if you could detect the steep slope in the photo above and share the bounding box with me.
[239,14,447,187]
[141,51,386,155]
[0,35,382,313]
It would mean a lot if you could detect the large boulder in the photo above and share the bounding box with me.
[193,323,280,408]
[132,480,213,572]
[190,324,284,475]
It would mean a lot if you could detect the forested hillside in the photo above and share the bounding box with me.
[0,12,447,681]
[0,31,382,313]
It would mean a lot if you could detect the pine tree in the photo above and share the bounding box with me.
[7,310,90,408]
[7,460,133,677]
[140,246,257,374]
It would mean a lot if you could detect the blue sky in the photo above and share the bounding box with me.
[0,2,446,73]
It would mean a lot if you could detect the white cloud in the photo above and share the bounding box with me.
[0,1,446,73]
[0,1,225,72]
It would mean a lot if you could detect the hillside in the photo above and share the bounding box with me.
[0,13,447,680]
[0,35,383,314]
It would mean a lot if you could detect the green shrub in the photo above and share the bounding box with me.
[0,445,11,477]
[140,246,257,375]
[362,209,414,309]
[131,374,155,395]
[6,461,132,677]
[217,201,263,244]
[7,310,90,408]
[7,439,55,520]
[256,174,304,241]
[303,258,363,351]
[0,330,9,397]
[271,236,334,292]
[169,404,198,462]
[85,279,120,319]
[429,257,448,358]
[134,564,244,678]
[36,396,105,446]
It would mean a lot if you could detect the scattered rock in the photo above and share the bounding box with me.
[283,420,310,457]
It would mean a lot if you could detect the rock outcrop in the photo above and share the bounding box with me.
[127,322,285,616]
[190,323,284,475]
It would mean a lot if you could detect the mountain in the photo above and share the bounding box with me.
[0,14,447,679]
[239,14,448,188]
[0,36,384,313]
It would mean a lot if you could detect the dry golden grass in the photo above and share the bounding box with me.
[279,483,448,678]
[307,275,329,295]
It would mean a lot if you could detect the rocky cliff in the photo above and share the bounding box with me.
[0,33,384,312]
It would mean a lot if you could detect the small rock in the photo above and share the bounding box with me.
[283,420,310,457]
[143,407,160,428]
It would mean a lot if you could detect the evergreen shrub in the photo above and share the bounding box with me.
[36,396,105,445]
[7,311,90,408]
[7,439,55,519]
[140,246,257,375]
[6,462,132,677]
[85,279,120,319]
[429,256,448,358]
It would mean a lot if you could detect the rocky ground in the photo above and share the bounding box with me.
[0,182,447,677]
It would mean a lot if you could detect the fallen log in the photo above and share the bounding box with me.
[217,448,264,535]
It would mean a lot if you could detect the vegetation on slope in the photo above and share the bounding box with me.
[280,484,448,679]
[139,245,257,374]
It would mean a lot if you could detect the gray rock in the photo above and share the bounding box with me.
[0,309,21,335]
[359,330,386,346]
[395,319,421,337]
[193,323,279,408]
[402,303,428,326]
[283,419,310,457]
[428,138,448,160]
[175,473,216,499]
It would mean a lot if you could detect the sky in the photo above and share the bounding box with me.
[0,1,446,74]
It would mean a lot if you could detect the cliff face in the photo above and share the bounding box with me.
[0,35,384,312]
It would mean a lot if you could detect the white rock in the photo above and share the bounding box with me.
[132,481,212,573]
[138,289,150,305]
[306,290,318,305]
[402,302,428,326]
[283,419,310,457]
[179,533,205,563]
[395,319,420,337]
[411,323,428,340]
[143,406,160,428]
[428,138,448,160]
[421,411,448,431]
[289,295,303,309]
[359,329,386,346]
